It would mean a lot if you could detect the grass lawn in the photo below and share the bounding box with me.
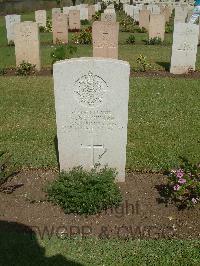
[1,231,200,266]
[0,76,200,171]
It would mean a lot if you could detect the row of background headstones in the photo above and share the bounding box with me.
[4,2,200,75]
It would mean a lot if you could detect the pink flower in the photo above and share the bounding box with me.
[178,178,186,184]
[192,198,197,204]
[173,184,180,191]
[176,169,184,178]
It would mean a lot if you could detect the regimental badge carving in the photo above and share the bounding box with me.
[74,71,107,108]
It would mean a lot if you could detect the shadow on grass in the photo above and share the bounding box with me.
[156,62,170,71]
[0,220,83,266]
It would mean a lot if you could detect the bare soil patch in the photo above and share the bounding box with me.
[0,170,200,239]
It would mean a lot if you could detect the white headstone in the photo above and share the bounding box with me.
[14,21,41,70]
[133,6,140,22]
[170,23,199,74]
[5,14,21,44]
[101,13,116,22]
[69,6,77,11]
[152,5,161,14]
[35,10,46,27]
[53,58,130,182]
[174,6,187,23]
[127,5,134,18]
[104,8,116,14]
[63,6,70,16]
[94,4,99,12]
[98,2,101,10]
[80,7,89,20]
[199,19,200,45]
[52,8,61,16]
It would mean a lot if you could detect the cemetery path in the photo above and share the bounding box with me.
[0,169,200,240]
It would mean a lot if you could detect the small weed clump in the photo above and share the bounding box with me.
[145,37,162,45]
[16,61,36,76]
[72,27,92,45]
[136,54,151,72]
[51,44,77,64]
[81,19,90,25]
[126,34,135,44]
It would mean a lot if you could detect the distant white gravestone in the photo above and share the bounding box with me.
[53,58,130,182]
[92,21,119,59]
[101,13,116,22]
[14,21,41,70]
[170,23,199,74]
[35,10,46,27]
[5,14,21,44]
[52,8,61,16]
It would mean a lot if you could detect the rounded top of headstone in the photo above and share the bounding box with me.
[53,57,130,68]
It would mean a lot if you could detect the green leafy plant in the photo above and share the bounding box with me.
[43,18,52,33]
[165,22,173,33]
[0,68,7,76]
[56,0,62,7]
[145,37,162,45]
[114,2,123,11]
[159,158,200,209]
[39,26,46,32]
[135,26,147,33]
[50,44,77,64]
[92,11,101,21]
[101,2,107,12]
[16,61,36,76]
[119,16,135,32]
[126,34,135,44]
[0,151,14,189]
[81,19,90,25]
[72,27,92,44]
[136,54,151,72]
[46,166,122,215]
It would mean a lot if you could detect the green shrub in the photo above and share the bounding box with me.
[114,2,123,11]
[50,44,77,64]
[126,34,135,44]
[46,167,122,215]
[120,16,135,32]
[72,27,92,44]
[145,37,162,45]
[42,18,52,33]
[81,19,90,25]
[165,22,173,33]
[101,2,107,12]
[16,61,36,76]
[92,11,101,21]
[39,26,46,32]
[135,26,147,33]
[159,158,200,209]
[136,54,151,72]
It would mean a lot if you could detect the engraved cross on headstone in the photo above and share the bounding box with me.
[81,141,107,168]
